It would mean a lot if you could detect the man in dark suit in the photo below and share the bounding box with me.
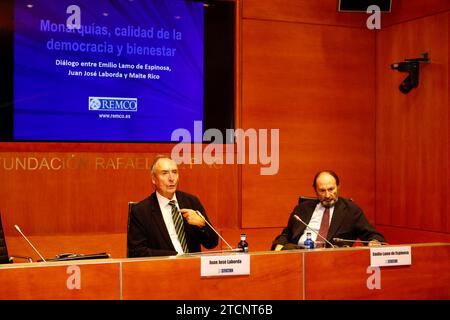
[127,156,218,257]
[272,170,385,250]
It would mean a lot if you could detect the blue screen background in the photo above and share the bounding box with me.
[13,0,204,141]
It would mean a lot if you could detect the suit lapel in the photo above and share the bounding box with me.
[175,191,185,211]
[327,198,346,240]
[149,193,173,247]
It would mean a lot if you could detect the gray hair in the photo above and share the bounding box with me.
[151,155,173,175]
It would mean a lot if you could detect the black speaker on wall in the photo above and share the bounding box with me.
[338,0,392,12]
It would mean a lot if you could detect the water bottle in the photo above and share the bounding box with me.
[237,233,249,252]
[304,232,315,249]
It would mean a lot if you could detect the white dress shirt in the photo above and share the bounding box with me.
[298,202,335,246]
[156,192,185,254]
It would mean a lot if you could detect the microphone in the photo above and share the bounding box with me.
[194,210,237,252]
[333,238,388,245]
[184,248,243,256]
[293,215,336,248]
[14,225,47,262]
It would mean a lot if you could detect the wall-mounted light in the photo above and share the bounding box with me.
[390,52,430,94]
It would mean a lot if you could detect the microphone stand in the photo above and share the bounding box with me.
[332,238,389,245]
[293,215,336,248]
[194,211,236,251]
[184,248,243,256]
[14,225,47,262]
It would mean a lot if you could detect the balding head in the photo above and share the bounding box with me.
[313,170,340,207]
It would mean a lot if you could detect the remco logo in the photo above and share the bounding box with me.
[88,96,138,112]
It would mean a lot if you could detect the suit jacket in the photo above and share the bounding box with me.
[271,197,385,249]
[127,190,219,257]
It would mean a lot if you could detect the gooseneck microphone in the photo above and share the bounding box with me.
[194,210,238,252]
[14,225,47,262]
[293,215,336,248]
[333,238,389,245]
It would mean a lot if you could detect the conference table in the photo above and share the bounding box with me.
[0,243,448,300]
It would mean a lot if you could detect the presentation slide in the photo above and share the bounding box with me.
[13,0,204,141]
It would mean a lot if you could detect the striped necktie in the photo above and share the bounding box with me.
[168,200,189,253]
[318,207,330,241]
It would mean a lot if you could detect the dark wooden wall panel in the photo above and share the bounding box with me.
[383,0,450,26]
[1,1,450,253]
[0,148,238,237]
[376,225,450,245]
[375,12,449,235]
[242,0,368,28]
[240,18,376,228]
[448,11,450,235]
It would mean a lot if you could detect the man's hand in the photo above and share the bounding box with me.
[180,209,205,227]
[368,240,382,246]
[274,244,284,251]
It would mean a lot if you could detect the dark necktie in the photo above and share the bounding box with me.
[168,200,189,253]
[318,207,330,241]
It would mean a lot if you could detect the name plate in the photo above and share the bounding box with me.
[370,246,412,267]
[200,254,250,277]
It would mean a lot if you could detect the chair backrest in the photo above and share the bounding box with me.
[0,212,10,264]
[126,202,138,258]
[298,196,318,205]
[298,196,353,205]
